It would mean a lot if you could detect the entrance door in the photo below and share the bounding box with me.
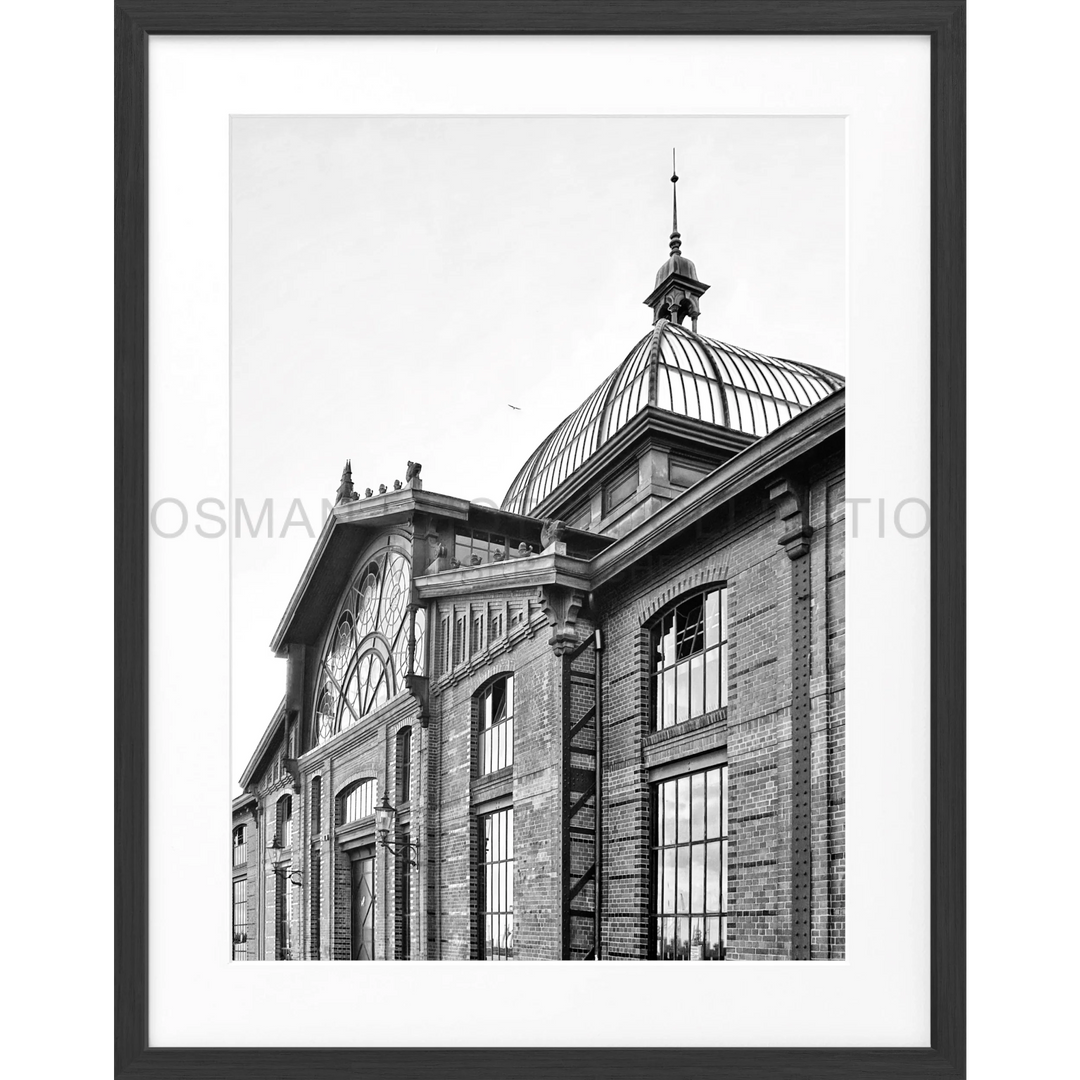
[351,853,375,961]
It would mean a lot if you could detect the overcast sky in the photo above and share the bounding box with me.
[231,115,846,789]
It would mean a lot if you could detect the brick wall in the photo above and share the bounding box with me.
[596,451,844,960]
[429,589,565,960]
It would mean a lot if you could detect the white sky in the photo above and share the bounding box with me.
[231,116,846,789]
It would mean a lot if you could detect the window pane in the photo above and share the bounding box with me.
[705,647,719,713]
[721,839,729,914]
[690,653,704,718]
[676,661,689,724]
[676,916,690,959]
[706,917,721,960]
[720,642,729,706]
[721,764,729,837]
[691,843,705,912]
[706,841,721,910]
[663,847,676,912]
[662,616,676,667]
[664,781,677,847]
[707,769,721,838]
[676,847,689,912]
[663,668,676,729]
[689,917,705,960]
[691,771,705,841]
[705,590,721,647]
[677,776,690,843]
[720,587,729,641]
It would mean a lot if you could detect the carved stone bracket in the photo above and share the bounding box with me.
[769,478,813,560]
[405,674,430,728]
[537,584,585,656]
[282,757,301,792]
[423,532,448,575]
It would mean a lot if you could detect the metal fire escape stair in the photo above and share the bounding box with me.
[562,632,601,959]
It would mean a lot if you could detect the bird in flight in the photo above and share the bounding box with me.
[508,404,521,411]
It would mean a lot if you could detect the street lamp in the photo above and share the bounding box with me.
[268,839,303,887]
[374,791,420,866]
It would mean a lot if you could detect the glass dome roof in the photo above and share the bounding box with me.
[501,320,843,517]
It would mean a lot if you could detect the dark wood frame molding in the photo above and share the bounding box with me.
[116,2,964,1076]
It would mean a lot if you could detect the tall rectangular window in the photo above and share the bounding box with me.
[396,729,412,803]
[275,871,293,960]
[650,763,728,960]
[277,795,293,848]
[479,807,514,960]
[232,878,247,960]
[397,826,412,961]
[309,847,321,960]
[309,777,322,960]
[478,675,514,775]
[652,587,728,730]
[232,824,247,867]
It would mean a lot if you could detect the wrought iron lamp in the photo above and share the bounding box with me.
[374,791,419,866]
[267,835,303,887]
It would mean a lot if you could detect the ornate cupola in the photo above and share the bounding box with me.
[643,151,710,331]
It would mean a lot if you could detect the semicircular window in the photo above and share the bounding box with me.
[310,545,422,748]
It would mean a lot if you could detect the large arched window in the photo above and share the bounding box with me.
[650,586,728,731]
[310,542,426,748]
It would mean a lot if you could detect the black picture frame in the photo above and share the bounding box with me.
[115,2,965,1076]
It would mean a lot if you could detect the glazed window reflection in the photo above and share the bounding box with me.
[651,587,728,730]
[480,807,514,960]
[478,676,514,775]
[650,763,728,960]
[232,878,247,960]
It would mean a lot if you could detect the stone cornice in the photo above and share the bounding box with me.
[414,551,592,599]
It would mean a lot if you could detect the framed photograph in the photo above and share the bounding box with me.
[116,2,964,1076]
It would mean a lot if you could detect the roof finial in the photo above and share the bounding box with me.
[335,458,359,504]
[670,148,681,255]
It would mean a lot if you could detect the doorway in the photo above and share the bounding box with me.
[351,851,375,961]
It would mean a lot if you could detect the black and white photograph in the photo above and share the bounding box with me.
[228,117,847,963]
[110,18,961,1060]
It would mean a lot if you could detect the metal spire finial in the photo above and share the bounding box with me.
[669,148,681,255]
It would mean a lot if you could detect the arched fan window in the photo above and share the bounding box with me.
[310,543,426,749]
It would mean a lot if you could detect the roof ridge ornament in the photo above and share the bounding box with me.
[644,150,709,331]
[670,148,681,256]
[335,459,359,504]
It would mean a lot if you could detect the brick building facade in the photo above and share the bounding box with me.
[232,216,845,962]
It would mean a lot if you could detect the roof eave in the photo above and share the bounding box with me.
[588,389,845,589]
[238,697,287,791]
